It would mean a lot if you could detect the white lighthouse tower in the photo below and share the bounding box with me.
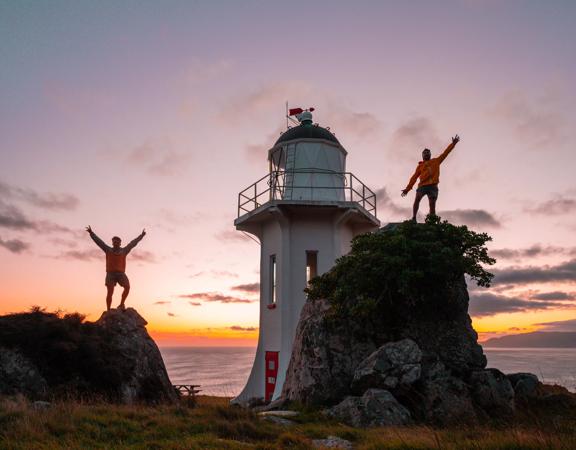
[232,109,380,404]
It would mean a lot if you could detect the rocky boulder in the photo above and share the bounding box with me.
[507,372,540,399]
[93,308,177,403]
[326,389,412,427]
[418,363,478,425]
[351,338,422,393]
[281,276,486,409]
[469,369,515,417]
[0,308,177,404]
[0,347,48,397]
[280,298,377,405]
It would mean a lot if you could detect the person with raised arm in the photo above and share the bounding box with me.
[401,135,460,222]
[86,226,146,311]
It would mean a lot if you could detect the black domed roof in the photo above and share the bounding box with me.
[275,124,340,145]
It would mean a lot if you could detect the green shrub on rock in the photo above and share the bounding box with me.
[305,216,495,322]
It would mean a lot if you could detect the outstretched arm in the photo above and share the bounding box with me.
[437,134,460,163]
[124,229,146,253]
[86,226,110,252]
[401,165,421,197]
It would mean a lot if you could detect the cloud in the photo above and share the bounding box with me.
[231,282,260,293]
[49,237,78,248]
[535,318,576,332]
[221,82,383,163]
[130,250,158,263]
[155,209,208,227]
[178,292,256,304]
[229,325,258,332]
[0,200,76,235]
[219,81,313,124]
[490,244,573,260]
[244,127,284,164]
[215,230,254,243]
[527,194,576,216]
[389,117,442,160]
[0,180,79,211]
[321,107,384,142]
[491,91,566,148]
[469,292,568,317]
[0,236,30,254]
[0,201,35,230]
[190,270,239,278]
[37,221,75,235]
[374,187,411,216]
[126,142,192,176]
[154,300,171,305]
[54,249,102,261]
[372,191,500,228]
[53,247,157,264]
[531,291,575,300]
[439,209,501,228]
[492,258,576,285]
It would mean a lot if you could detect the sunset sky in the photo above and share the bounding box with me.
[1,0,575,346]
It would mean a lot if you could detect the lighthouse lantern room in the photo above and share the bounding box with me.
[232,109,380,404]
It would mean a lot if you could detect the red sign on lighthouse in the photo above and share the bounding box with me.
[264,351,279,402]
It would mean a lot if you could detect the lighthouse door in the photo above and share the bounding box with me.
[264,351,279,402]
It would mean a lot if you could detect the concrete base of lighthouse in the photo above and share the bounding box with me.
[231,201,379,405]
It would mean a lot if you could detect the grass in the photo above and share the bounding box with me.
[1,396,576,449]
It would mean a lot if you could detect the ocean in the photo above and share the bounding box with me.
[159,347,576,397]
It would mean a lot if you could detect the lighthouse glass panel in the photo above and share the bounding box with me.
[269,255,277,305]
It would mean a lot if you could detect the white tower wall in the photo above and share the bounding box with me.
[233,207,377,404]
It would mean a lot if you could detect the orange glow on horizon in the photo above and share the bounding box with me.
[150,330,257,347]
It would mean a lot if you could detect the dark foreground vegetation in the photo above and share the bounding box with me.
[1,394,576,449]
[0,307,176,403]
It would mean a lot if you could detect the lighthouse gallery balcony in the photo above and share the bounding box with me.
[236,169,377,220]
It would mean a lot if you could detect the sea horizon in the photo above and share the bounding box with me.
[159,346,576,397]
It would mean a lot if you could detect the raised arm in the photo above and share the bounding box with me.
[402,165,421,196]
[437,134,460,163]
[86,226,110,252]
[124,229,146,253]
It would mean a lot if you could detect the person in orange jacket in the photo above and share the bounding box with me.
[86,226,146,311]
[401,135,460,221]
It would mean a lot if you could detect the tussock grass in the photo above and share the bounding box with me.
[1,395,575,449]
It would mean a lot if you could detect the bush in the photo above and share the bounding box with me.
[305,216,495,321]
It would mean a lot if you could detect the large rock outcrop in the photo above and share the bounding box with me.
[281,277,486,411]
[0,308,177,404]
[277,220,531,426]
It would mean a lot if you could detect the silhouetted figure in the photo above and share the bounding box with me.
[86,226,146,311]
[401,135,460,221]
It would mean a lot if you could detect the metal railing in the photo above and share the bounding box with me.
[237,170,377,217]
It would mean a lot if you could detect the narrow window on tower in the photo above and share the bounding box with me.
[269,254,277,305]
[306,251,318,285]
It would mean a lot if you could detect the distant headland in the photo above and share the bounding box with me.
[483,332,576,348]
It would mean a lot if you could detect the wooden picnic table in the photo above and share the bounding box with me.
[173,384,202,397]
